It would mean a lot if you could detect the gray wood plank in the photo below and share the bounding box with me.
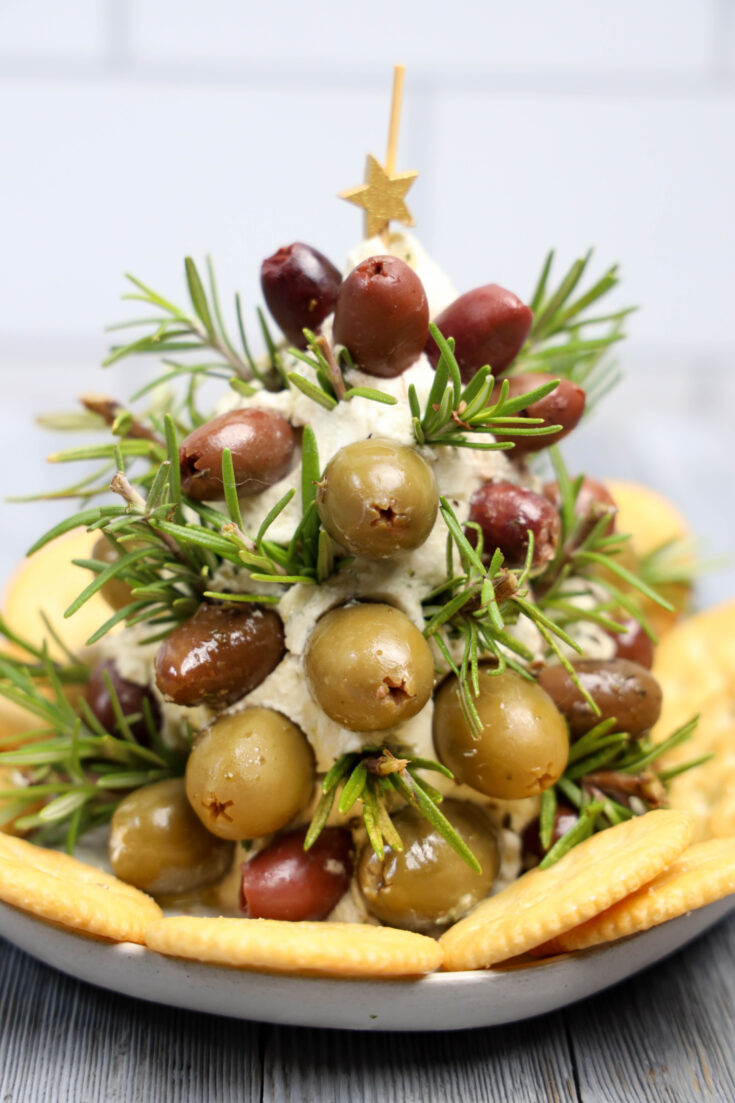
[2,916,735,1103]
[564,913,735,1102]
[0,941,263,1103]
[262,1020,578,1103]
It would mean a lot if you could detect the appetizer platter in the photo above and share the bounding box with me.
[1,67,734,1030]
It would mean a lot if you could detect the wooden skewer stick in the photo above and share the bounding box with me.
[384,64,406,176]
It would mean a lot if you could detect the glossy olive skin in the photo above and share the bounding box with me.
[154,604,285,709]
[261,242,342,347]
[609,617,655,669]
[433,669,569,800]
[179,408,295,502]
[91,535,137,612]
[427,284,533,381]
[109,778,233,896]
[543,476,617,538]
[240,826,353,921]
[537,658,663,739]
[490,374,586,453]
[358,802,499,930]
[316,439,439,558]
[333,256,429,377]
[304,603,435,732]
[84,659,160,743]
[185,708,315,840]
[467,481,561,570]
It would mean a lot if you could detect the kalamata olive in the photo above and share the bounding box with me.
[521,802,579,860]
[179,408,295,502]
[333,255,429,378]
[240,826,353,921]
[84,659,160,743]
[608,617,655,669]
[185,707,315,840]
[433,668,569,800]
[467,481,561,570]
[489,374,586,453]
[543,476,617,537]
[261,242,342,347]
[154,603,284,709]
[358,802,499,931]
[91,535,137,612]
[426,284,533,381]
[316,439,438,558]
[109,778,233,896]
[304,603,435,732]
[536,658,663,738]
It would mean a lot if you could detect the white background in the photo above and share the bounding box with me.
[1,0,733,605]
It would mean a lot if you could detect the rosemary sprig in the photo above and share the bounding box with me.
[104,256,285,393]
[423,498,595,736]
[304,747,480,871]
[536,715,704,868]
[287,330,398,409]
[411,324,562,450]
[0,639,183,852]
[514,250,635,404]
[535,447,675,642]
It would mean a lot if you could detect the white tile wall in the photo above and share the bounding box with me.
[1,0,733,607]
[0,0,106,58]
[129,0,716,76]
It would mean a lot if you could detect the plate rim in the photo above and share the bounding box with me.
[1,894,734,1031]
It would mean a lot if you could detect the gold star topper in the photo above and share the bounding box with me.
[340,65,418,240]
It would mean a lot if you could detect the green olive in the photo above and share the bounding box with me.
[433,668,569,800]
[304,603,435,732]
[108,778,233,896]
[185,708,315,840]
[358,801,499,930]
[316,439,438,558]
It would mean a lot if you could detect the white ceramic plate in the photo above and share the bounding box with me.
[2,895,734,1032]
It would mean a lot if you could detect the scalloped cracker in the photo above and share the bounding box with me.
[0,834,161,943]
[439,810,694,970]
[541,837,735,954]
[661,685,735,842]
[145,915,443,976]
[653,601,735,735]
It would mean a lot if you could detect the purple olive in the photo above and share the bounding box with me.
[154,604,285,709]
[240,826,353,921]
[426,284,533,381]
[333,255,429,378]
[179,408,295,502]
[543,477,617,538]
[261,242,342,347]
[467,481,562,570]
[490,373,586,454]
[609,618,655,669]
[85,660,160,743]
[537,658,663,739]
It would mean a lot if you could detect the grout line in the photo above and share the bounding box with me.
[712,0,735,76]
[0,56,734,97]
[103,0,133,72]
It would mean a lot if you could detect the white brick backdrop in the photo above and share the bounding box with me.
[1,0,733,605]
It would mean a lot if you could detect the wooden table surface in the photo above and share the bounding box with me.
[1,913,734,1102]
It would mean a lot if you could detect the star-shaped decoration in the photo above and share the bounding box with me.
[340,153,418,239]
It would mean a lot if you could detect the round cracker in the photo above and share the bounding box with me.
[0,833,161,943]
[544,837,735,953]
[439,809,694,971]
[661,684,735,842]
[653,601,735,734]
[2,528,114,660]
[145,915,443,976]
